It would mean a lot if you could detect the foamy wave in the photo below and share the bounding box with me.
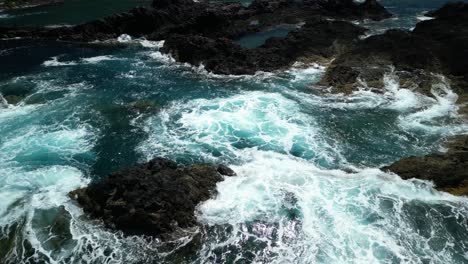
[43,55,122,67]
[398,75,467,134]
[416,11,434,21]
[148,51,176,64]
[139,39,164,49]
[196,150,468,263]
[42,56,78,67]
[147,52,323,83]
[284,62,326,84]
[81,55,117,64]
[137,90,343,165]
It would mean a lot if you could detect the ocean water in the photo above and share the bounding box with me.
[0,0,151,27]
[0,1,467,264]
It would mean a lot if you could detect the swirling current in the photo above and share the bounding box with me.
[0,1,467,263]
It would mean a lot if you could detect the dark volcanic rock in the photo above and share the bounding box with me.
[413,4,468,82]
[425,1,468,18]
[383,135,468,196]
[162,34,256,75]
[162,18,367,75]
[321,2,468,98]
[0,0,391,76]
[70,158,235,237]
[0,0,391,41]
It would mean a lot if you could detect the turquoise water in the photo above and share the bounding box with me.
[0,1,467,264]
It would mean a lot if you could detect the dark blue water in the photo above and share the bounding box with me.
[0,0,151,27]
[0,1,467,263]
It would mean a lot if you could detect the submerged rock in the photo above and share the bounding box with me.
[70,158,235,237]
[383,135,468,196]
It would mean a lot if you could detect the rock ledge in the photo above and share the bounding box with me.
[70,157,235,237]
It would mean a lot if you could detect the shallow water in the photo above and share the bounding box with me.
[0,1,467,264]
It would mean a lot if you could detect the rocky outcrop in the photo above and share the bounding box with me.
[162,18,367,75]
[69,158,235,237]
[383,135,468,196]
[0,0,391,41]
[0,0,392,77]
[321,2,468,99]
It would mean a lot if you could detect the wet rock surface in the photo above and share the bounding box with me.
[0,0,392,76]
[321,2,468,99]
[162,18,366,75]
[383,135,468,196]
[0,0,390,41]
[70,158,235,237]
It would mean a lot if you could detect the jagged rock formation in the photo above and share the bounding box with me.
[0,0,391,41]
[162,18,367,74]
[70,158,235,237]
[0,0,392,75]
[321,2,468,102]
[383,135,468,196]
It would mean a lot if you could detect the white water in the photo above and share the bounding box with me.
[197,150,467,263]
[43,55,121,67]
[133,66,468,263]
[1,40,467,263]
[137,90,342,165]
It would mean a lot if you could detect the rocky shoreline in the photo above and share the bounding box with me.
[383,135,468,196]
[321,2,468,102]
[1,0,466,238]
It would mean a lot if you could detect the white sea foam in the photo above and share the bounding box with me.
[43,55,121,67]
[148,51,176,64]
[0,115,98,262]
[2,31,467,263]
[139,39,164,49]
[0,103,41,121]
[137,90,341,164]
[416,12,434,21]
[42,56,78,67]
[81,55,117,64]
[117,34,132,43]
[397,75,467,134]
[196,150,468,263]
[0,125,96,165]
[284,62,325,84]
